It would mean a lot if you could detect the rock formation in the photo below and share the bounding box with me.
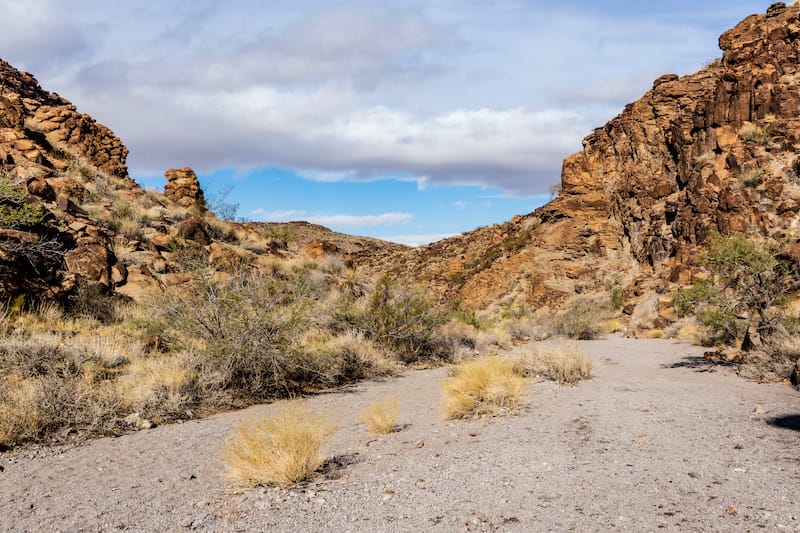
[377,2,800,324]
[164,167,205,210]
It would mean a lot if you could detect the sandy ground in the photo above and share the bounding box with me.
[1,336,799,532]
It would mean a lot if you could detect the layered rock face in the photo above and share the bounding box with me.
[561,1,800,281]
[379,3,800,317]
[0,60,128,178]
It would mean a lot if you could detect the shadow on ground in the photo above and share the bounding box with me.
[767,415,800,432]
[664,355,737,373]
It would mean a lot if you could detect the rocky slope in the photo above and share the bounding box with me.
[0,60,403,303]
[377,2,800,322]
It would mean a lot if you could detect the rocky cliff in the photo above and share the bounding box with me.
[377,2,800,322]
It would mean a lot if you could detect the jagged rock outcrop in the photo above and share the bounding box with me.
[377,3,800,323]
[164,167,205,210]
[0,60,128,178]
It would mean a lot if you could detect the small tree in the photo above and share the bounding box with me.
[701,234,789,349]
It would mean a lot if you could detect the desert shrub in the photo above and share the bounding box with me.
[206,184,239,222]
[116,355,192,419]
[0,335,122,446]
[552,297,604,339]
[516,345,593,385]
[702,233,789,348]
[222,402,335,488]
[143,269,315,399]
[449,301,481,330]
[506,317,550,341]
[0,175,46,229]
[207,221,240,244]
[741,124,772,145]
[696,307,742,344]
[442,356,527,419]
[740,168,766,188]
[672,280,716,317]
[438,319,478,356]
[67,281,122,324]
[358,397,400,435]
[347,275,449,363]
[294,329,395,387]
[606,277,624,310]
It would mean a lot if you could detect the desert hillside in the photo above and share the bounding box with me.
[376,2,800,325]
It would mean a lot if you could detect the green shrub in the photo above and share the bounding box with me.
[350,275,449,363]
[552,297,604,340]
[696,307,742,344]
[144,270,314,399]
[449,300,481,330]
[672,280,716,317]
[0,175,46,229]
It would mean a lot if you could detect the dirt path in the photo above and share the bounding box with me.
[1,336,799,532]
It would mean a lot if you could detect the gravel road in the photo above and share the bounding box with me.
[1,336,799,532]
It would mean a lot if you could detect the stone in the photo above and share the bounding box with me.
[122,413,155,430]
[164,167,205,210]
[176,216,210,245]
[64,244,110,285]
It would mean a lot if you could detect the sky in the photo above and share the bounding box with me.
[0,0,775,245]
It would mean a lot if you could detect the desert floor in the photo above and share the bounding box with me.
[2,336,799,532]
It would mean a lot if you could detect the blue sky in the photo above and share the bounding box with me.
[0,1,775,244]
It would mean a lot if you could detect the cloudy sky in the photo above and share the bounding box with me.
[0,0,774,245]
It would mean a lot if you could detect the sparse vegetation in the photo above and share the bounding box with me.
[358,397,400,435]
[552,297,605,339]
[673,234,794,348]
[345,275,449,363]
[737,167,766,188]
[515,345,593,385]
[442,356,527,419]
[222,403,335,488]
[740,123,773,145]
[0,174,47,229]
[206,184,239,222]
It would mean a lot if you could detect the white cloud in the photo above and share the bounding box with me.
[452,201,469,209]
[305,212,413,228]
[251,209,305,222]
[380,233,459,247]
[249,209,413,228]
[0,0,775,197]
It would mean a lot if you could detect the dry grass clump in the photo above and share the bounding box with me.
[442,356,527,419]
[116,355,192,418]
[222,403,335,488]
[0,334,124,446]
[515,345,593,386]
[296,329,397,387]
[358,397,400,435]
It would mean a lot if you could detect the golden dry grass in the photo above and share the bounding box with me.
[117,355,190,412]
[358,397,400,435]
[516,345,593,386]
[0,377,44,446]
[442,356,527,419]
[222,402,336,488]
